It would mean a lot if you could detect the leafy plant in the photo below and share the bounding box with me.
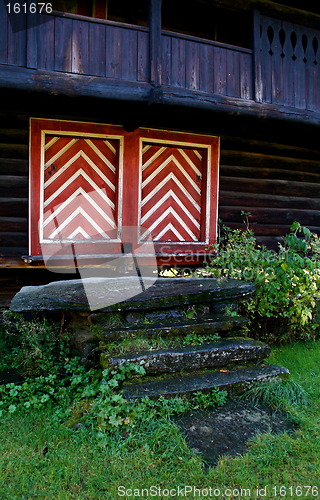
[192,387,228,408]
[206,221,320,343]
[182,332,220,345]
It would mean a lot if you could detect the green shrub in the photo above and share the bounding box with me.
[0,311,71,376]
[206,220,320,343]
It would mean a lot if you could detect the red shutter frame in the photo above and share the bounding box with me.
[29,119,219,265]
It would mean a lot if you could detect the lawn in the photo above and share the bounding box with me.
[0,341,320,499]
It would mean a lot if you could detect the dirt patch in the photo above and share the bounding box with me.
[175,398,296,467]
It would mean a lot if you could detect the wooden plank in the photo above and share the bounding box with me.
[253,10,262,102]
[88,22,106,76]
[72,20,89,74]
[294,25,306,109]
[54,16,73,72]
[149,0,162,85]
[105,25,122,78]
[239,52,253,99]
[7,10,27,66]
[259,15,272,103]
[185,40,200,90]
[213,46,227,95]
[137,31,149,82]
[0,1,8,64]
[199,44,214,93]
[121,29,138,81]
[37,15,55,70]
[171,37,186,87]
[226,50,240,97]
[161,35,172,86]
[0,198,28,217]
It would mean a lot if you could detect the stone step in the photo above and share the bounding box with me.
[98,315,249,341]
[122,364,290,399]
[106,338,271,374]
[10,277,255,313]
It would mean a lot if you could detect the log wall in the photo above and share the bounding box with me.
[0,110,320,304]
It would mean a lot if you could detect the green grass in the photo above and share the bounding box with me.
[1,341,320,499]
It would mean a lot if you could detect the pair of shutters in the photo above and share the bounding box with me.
[30,119,219,264]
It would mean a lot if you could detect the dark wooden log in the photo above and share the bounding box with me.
[219,176,320,198]
[0,217,28,232]
[0,176,28,198]
[219,206,320,226]
[219,190,320,210]
[221,222,320,236]
[0,198,28,217]
[0,128,28,144]
[0,232,27,247]
[0,159,28,175]
[220,164,320,182]
[220,136,320,161]
[0,144,28,159]
[220,150,320,172]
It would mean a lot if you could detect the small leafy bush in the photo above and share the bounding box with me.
[0,311,71,376]
[206,220,320,343]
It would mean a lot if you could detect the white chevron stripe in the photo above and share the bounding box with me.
[142,144,151,154]
[45,138,78,167]
[141,172,200,211]
[194,149,202,160]
[142,146,166,171]
[84,139,116,172]
[155,223,185,241]
[140,206,198,241]
[142,154,201,194]
[68,227,91,239]
[45,136,59,151]
[177,148,202,176]
[47,206,111,239]
[43,187,116,229]
[44,150,116,191]
[141,189,200,229]
[44,169,115,209]
[104,140,116,155]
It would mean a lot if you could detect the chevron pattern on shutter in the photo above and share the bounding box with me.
[140,143,204,242]
[42,135,119,241]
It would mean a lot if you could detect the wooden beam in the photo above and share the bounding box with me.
[149,0,162,86]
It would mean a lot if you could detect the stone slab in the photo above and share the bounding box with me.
[99,315,249,340]
[10,277,255,313]
[106,338,271,373]
[122,364,290,399]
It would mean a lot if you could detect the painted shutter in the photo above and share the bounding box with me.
[140,143,204,242]
[42,134,119,242]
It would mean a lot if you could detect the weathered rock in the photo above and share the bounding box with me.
[98,315,248,340]
[105,338,271,373]
[122,364,290,399]
[10,277,255,313]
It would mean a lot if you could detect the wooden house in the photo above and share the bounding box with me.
[0,0,320,306]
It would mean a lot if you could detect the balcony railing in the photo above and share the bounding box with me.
[0,6,319,113]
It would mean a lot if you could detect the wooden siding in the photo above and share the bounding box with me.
[161,32,253,99]
[0,5,149,82]
[255,12,320,111]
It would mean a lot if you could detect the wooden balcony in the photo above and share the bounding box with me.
[0,6,319,119]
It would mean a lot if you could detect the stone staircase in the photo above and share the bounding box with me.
[90,278,290,398]
[10,276,290,398]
